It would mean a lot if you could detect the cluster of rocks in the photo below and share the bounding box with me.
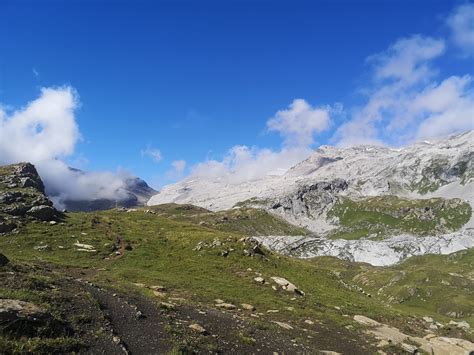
[193,237,238,258]
[253,274,305,296]
[240,237,267,258]
[0,163,59,233]
[353,314,474,354]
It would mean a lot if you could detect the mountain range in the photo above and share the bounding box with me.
[148,131,474,265]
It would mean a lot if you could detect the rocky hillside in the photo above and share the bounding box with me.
[148,131,474,264]
[0,163,59,233]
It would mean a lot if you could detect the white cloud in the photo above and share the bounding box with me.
[333,34,474,146]
[368,35,445,84]
[185,98,337,184]
[414,75,474,139]
[0,87,135,208]
[267,99,333,147]
[447,2,474,56]
[141,147,163,162]
[0,87,80,162]
[166,159,187,180]
[191,145,311,184]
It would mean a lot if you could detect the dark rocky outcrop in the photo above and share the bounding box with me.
[0,162,59,232]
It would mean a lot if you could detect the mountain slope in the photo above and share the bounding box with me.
[148,131,473,222]
[148,131,474,264]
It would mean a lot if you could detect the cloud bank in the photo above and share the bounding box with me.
[0,87,132,208]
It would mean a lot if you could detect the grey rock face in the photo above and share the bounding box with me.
[0,162,58,229]
[26,205,56,221]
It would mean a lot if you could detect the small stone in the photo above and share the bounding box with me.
[400,343,417,353]
[254,277,265,284]
[422,316,434,323]
[112,336,120,344]
[153,291,166,298]
[189,323,207,334]
[214,299,225,304]
[267,309,279,313]
[49,220,57,225]
[215,303,236,310]
[272,321,293,330]
[241,303,255,311]
[304,320,314,325]
[149,285,166,292]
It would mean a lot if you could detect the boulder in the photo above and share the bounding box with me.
[26,205,56,221]
[0,299,51,336]
[271,276,305,295]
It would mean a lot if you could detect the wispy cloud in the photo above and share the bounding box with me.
[141,147,163,162]
[333,34,473,146]
[446,2,474,57]
[166,159,187,180]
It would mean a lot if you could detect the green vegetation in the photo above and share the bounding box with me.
[327,195,471,240]
[148,203,309,236]
[310,250,474,337]
[1,159,473,352]
[0,209,380,318]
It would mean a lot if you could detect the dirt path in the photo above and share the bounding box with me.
[1,263,375,354]
[82,282,172,354]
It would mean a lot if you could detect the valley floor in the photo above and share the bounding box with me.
[1,206,473,354]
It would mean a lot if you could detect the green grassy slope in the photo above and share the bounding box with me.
[327,195,471,240]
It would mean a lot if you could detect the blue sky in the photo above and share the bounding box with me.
[0,0,473,197]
